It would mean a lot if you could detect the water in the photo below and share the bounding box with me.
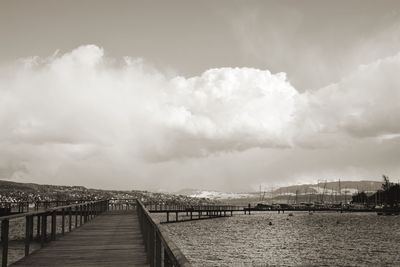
[165,211,400,266]
[1,215,77,265]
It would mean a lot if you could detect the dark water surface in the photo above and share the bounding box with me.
[165,212,400,266]
[2,216,76,265]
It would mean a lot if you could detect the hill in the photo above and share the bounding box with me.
[0,180,216,206]
[175,180,383,205]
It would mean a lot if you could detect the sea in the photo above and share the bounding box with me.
[164,211,400,266]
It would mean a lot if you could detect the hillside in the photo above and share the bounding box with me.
[0,180,216,206]
[270,180,382,195]
[175,180,383,204]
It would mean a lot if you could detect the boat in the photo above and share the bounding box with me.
[376,206,400,216]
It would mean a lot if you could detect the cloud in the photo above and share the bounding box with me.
[0,45,300,161]
[0,45,399,189]
[300,53,400,140]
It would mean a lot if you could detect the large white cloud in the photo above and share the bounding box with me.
[0,45,300,161]
[297,53,400,142]
[0,45,399,189]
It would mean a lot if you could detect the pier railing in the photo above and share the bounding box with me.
[137,200,192,267]
[144,203,247,223]
[144,203,243,212]
[0,199,103,214]
[0,200,109,267]
[0,202,30,214]
[108,198,137,211]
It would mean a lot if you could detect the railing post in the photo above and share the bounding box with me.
[149,227,155,267]
[155,231,162,267]
[79,205,83,226]
[75,206,78,228]
[61,208,65,235]
[41,213,47,247]
[51,211,56,241]
[1,219,9,267]
[36,215,41,240]
[69,207,72,232]
[29,215,34,241]
[24,216,32,256]
[164,248,172,267]
[83,205,86,223]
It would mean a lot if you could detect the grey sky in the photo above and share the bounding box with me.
[1,1,400,192]
[2,0,400,90]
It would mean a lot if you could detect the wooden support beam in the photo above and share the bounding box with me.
[51,211,56,241]
[1,219,9,267]
[24,216,32,256]
[61,208,65,235]
[69,207,72,232]
[40,214,47,247]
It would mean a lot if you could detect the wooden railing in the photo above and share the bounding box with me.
[0,202,30,214]
[144,203,247,223]
[0,199,102,214]
[0,200,109,267]
[145,203,243,212]
[108,198,137,211]
[137,200,192,267]
[32,199,90,211]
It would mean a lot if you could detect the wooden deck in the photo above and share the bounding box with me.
[11,210,149,267]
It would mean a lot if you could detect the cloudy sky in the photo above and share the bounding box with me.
[1,0,400,192]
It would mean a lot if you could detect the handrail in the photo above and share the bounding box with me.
[0,201,104,221]
[0,199,106,213]
[108,199,137,211]
[137,199,192,267]
[145,203,245,211]
[0,200,109,267]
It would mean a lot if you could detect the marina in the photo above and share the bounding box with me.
[2,194,399,266]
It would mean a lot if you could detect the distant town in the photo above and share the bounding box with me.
[1,176,398,213]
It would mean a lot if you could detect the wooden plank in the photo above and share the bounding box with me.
[12,211,149,267]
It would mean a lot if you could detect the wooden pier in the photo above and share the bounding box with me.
[1,198,378,267]
[11,210,148,267]
[146,203,246,223]
[0,200,191,267]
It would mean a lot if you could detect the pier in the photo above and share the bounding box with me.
[146,203,244,223]
[0,200,191,267]
[1,198,381,267]
[11,210,147,267]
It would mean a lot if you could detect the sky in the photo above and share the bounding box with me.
[1,0,400,192]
